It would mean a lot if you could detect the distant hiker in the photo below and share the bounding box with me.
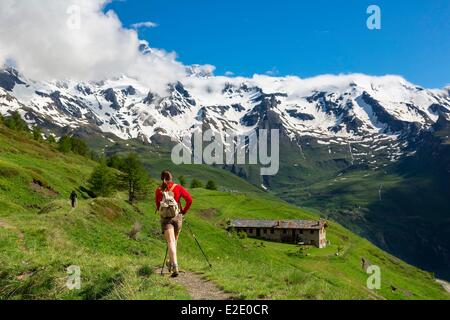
[156,170,193,277]
[70,191,78,208]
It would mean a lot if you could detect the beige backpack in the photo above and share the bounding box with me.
[159,184,180,219]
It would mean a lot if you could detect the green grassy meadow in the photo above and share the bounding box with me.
[0,125,448,300]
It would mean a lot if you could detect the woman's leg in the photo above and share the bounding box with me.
[174,215,183,241]
[174,227,181,242]
[164,227,178,266]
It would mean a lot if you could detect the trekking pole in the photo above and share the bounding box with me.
[161,246,168,276]
[184,220,212,269]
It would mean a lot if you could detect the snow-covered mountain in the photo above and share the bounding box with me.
[1,66,450,166]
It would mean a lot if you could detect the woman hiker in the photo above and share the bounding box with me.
[155,170,193,277]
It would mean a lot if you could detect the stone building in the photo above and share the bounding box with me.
[229,219,328,248]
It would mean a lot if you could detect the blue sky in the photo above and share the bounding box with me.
[107,0,450,88]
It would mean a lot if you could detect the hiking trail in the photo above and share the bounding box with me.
[436,279,450,293]
[157,268,231,300]
[0,219,24,240]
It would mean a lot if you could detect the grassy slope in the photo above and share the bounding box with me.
[0,126,448,300]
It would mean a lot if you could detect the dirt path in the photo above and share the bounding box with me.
[436,279,450,293]
[0,219,24,240]
[157,268,231,300]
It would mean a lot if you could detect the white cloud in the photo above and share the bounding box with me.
[265,67,280,76]
[0,0,185,95]
[131,21,158,29]
[183,72,411,104]
[224,71,235,76]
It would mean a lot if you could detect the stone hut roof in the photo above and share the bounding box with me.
[230,219,327,230]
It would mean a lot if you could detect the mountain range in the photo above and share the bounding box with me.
[2,65,449,150]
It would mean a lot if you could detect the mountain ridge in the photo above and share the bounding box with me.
[1,67,449,144]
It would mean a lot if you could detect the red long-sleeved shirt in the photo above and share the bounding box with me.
[155,182,193,215]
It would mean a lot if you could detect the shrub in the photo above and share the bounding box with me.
[288,246,307,258]
[38,202,63,215]
[3,111,29,132]
[88,163,118,197]
[190,178,203,189]
[57,135,89,156]
[57,135,72,153]
[46,134,56,144]
[70,137,89,156]
[120,153,149,203]
[127,222,142,240]
[107,155,125,170]
[284,271,308,285]
[89,151,101,162]
[206,180,217,190]
[0,165,20,178]
[237,231,247,240]
[32,126,43,141]
[178,175,186,187]
[137,265,153,277]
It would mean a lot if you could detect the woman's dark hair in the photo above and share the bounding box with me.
[160,170,173,190]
